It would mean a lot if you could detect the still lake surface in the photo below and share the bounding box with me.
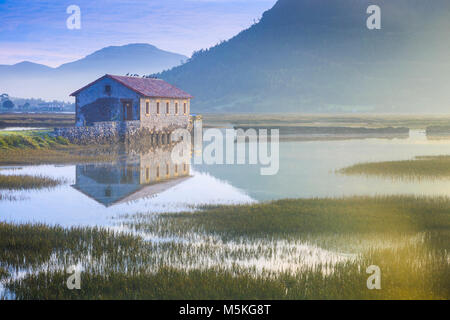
[1,130,450,227]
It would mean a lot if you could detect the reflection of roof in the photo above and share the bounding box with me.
[112,176,191,206]
[70,74,193,99]
[71,175,191,207]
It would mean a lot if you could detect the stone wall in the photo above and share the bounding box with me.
[55,121,141,144]
[54,119,195,145]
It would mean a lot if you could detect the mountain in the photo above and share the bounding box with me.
[0,61,53,74]
[158,0,450,113]
[0,44,187,101]
[56,44,186,76]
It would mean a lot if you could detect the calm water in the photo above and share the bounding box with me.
[1,130,450,227]
[1,129,449,299]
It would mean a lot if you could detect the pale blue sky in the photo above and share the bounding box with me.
[0,0,276,67]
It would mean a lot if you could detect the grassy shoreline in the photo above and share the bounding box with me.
[0,130,117,165]
[202,113,450,129]
[0,113,74,129]
[340,155,450,179]
[0,174,65,190]
[153,196,450,238]
[1,195,449,300]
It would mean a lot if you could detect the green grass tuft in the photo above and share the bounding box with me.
[0,174,65,190]
[339,155,450,179]
[158,196,450,238]
[0,131,70,151]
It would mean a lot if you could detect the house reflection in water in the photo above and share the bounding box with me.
[72,146,191,207]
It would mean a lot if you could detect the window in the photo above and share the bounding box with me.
[105,85,111,94]
[156,166,160,178]
[175,102,178,115]
[174,164,178,174]
[156,102,160,115]
[145,101,150,115]
[183,163,187,173]
[183,102,187,115]
[166,102,170,114]
[166,163,170,176]
[145,167,150,181]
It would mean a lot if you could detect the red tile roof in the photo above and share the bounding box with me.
[70,74,193,99]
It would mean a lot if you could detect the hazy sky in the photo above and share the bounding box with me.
[0,0,276,67]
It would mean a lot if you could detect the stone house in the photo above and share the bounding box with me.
[70,74,193,132]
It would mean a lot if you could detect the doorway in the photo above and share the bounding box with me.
[122,100,133,121]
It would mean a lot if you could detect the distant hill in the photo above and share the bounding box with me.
[0,44,187,101]
[56,44,186,76]
[0,61,53,74]
[158,0,450,113]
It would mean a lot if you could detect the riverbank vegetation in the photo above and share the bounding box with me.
[0,130,69,150]
[148,196,450,239]
[203,113,450,130]
[339,155,450,179]
[0,113,74,129]
[0,130,116,165]
[1,195,449,300]
[0,267,8,280]
[0,174,65,190]
[426,125,450,136]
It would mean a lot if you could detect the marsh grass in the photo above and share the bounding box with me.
[150,196,450,239]
[0,174,65,190]
[339,155,450,180]
[0,131,85,165]
[0,148,118,165]
[426,125,450,136]
[203,113,450,130]
[3,233,449,300]
[0,132,119,165]
[0,131,69,150]
[0,222,143,269]
[0,267,8,280]
[0,113,74,129]
[1,195,449,300]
